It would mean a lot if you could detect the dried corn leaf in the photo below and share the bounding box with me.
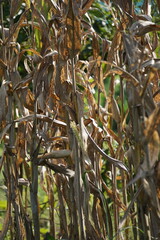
[148,130,159,166]
[66,0,81,57]
[144,106,160,141]
[81,0,94,16]
[18,87,34,112]
[16,123,26,168]
[0,83,7,122]
[85,127,128,171]
[130,20,160,37]
[111,96,121,124]
[141,59,160,70]
[38,149,71,161]
[10,70,21,88]
[112,0,133,14]
[44,161,74,177]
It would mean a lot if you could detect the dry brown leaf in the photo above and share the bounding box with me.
[148,130,160,166]
[0,83,7,123]
[144,106,160,141]
[37,149,71,161]
[141,59,160,70]
[19,88,34,112]
[111,96,121,124]
[16,123,26,169]
[85,127,128,171]
[66,0,81,57]
[92,33,100,60]
[10,71,21,88]
[72,0,82,16]
[130,20,160,36]
[81,0,94,16]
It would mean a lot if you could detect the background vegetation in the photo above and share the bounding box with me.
[0,0,160,239]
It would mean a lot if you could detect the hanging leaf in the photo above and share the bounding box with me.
[16,122,26,169]
[81,0,94,16]
[130,20,160,36]
[66,0,81,57]
[0,83,7,123]
[141,59,160,70]
[111,96,121,124]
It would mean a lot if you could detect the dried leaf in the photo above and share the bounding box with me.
[111,97,121,123]
[81,0,94,16]
[148,130,159,166]
[38,150,71,161]
[44,161,75,178]
[130,20,160,36]
[123,33,140,67]
[16,123,26,168]
[0,83,7,123]
[72,0,82,16]
[66,0,81,57]
[141,59,160,70]
[10,70,21,88]
[85,127,128,171]
[14,114,67,127]
[144,107,160,141]
[18,178,29,186]
[19,87,34,112]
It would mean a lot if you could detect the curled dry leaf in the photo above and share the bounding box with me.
[37,149,71,162]
[111,96,121,124]
[135,14,152,21]
[85,127,128,172]
[44,161,75,178]
[130,20,160,36]
[18,178,29,186]
[141,59,160,70]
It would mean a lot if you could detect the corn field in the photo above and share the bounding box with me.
[0,0,160,239]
